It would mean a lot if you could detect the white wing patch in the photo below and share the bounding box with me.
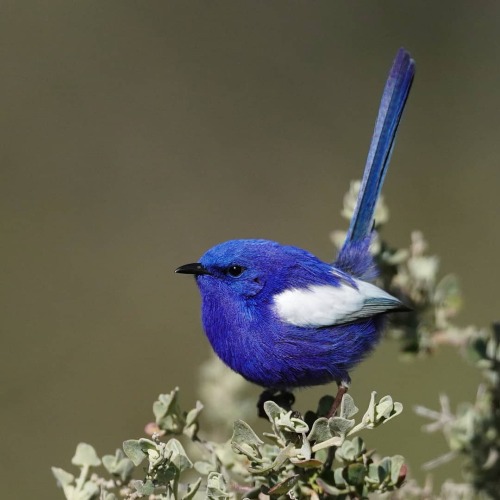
[273,279,402,327]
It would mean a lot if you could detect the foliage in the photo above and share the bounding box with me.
[52,389,405,499]
[335,180,500,498]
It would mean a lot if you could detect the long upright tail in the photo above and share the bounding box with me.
[335,48,415,279]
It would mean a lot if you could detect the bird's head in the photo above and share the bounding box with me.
[176,239,320,300]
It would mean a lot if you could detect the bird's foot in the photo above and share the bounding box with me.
[326,384,348,418]
[257,389,295,419]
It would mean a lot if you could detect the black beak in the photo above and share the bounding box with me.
[175,262,211,275]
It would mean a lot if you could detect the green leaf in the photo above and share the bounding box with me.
[361,392,403,428]
[367,463,381,484]
[231,442,263,462]
[158,463,179,485]
[309,414,354,447]
[290,458,323,468]
[166,438,193,473]
[376,396,396,419]
[102,449,134,482]
[314,447,329,464]
[123,440,147,466]
[231,419,264,447]
[101,453,116,472]
[185,401,204,428]
[346,463,367,486]
[79,480,100,500]
[339,394,359,419]
[352,436,365,457]
[138,437,157,450]
[334,466,347,487]
[316,395,335,417]
[249,442,294,474]
[390,455,406,485]
[317,477,343,495]
[468,336,488,363]
[267,474,299,495]
[298,433,312,460]
[263,400,284,422]
[182,477,202,500]
[434,274,462,312]
[153,388,179,420]
[51,467,74,487]
[194,460,214,475]
[206,472,229,499]
[329,416,355,436]
[377,398,403,424]
[275,412,309,434]
[153,388,185,434]
[184,401,203,439]
[311,434,344,452]
[336,437,365,462]
[375,458,390,484]
[71,443,101,467]
[231,420,263,460]
[132,479,155,496]
[308,417,332,443]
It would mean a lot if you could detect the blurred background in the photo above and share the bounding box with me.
[2,1,499,497]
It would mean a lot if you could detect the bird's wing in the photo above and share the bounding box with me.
[272,279,402,328]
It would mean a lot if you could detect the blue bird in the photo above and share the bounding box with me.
[177,49,415,415]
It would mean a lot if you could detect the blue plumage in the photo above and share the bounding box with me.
[176,49,415,394]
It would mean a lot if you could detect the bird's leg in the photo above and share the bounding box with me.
[257,389,295,419]
[326,381,349,418]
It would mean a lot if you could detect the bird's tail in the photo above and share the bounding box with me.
[335,48,415,279]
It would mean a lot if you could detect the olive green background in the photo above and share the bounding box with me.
[2,1,499,497]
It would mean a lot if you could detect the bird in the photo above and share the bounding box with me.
[176,48,415,416]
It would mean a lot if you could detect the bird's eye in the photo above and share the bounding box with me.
[227,265,245,277]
